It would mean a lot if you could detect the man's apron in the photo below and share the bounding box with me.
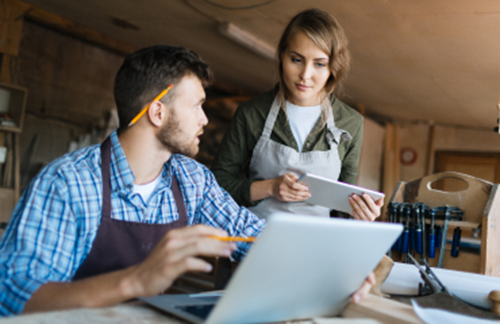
[73,137,187,280]
[248,95,352,219]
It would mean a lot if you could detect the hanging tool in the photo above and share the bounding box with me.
[420,203,428,264]
[413,203,423,257]
[397,203,407,253]
[451,226,462,258]
[401,205,410,259]
[428,209,436,259]
[437,206,451,268]
[408,204,416,257]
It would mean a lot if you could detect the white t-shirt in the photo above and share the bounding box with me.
[286,101,322,153]
[133,174,161,203]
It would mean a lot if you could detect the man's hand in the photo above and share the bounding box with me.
[351,272,376,303]
[24,225,237,313]
[271,173,310,202]
[126,225,237,297]
[349,194,384,221]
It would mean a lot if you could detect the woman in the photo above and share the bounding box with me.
[211,8,383,220]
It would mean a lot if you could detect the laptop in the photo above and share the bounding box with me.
[141,213,402,324]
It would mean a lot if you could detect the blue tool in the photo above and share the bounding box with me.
[451,227,462,258]
[428,210,436,258]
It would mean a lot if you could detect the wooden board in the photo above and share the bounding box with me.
[400,171,492,224]
[341,294,423,324]
[0,299,392,324]
[481,184,500,276]
[0,0,30,56]
[0,187,15,224]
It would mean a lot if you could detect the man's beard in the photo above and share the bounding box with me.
[157,113,199,157]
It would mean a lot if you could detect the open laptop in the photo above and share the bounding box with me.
[141,213,402,324]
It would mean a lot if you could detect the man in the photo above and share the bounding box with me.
[0,45,372,316]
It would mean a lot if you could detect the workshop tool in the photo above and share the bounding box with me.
[419,203,429,263]
[430,206,463,268]
[435,224,442,248]
[437,206,451,268]
[428,210,436,259]
[403,254,500,320]
[414,204,423,256]
[451,227,462,258]
[407,205,416,258]
[401,205,410,258]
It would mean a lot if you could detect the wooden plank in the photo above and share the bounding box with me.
[0,54,12,83]
[341,294,423,324]
[21,1,138,56]
[0,0,30,56]
[0,187,15,224]
[481,184,500,276]
[13,132,19,201]
[2,132,12,187]
[425,123,435,175]
[0,299,388,323]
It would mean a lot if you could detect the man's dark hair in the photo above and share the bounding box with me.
[114,45,213,129]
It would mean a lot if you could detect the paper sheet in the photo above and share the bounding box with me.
[381,262,500,309]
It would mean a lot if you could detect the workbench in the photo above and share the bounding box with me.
[0,295,423,324]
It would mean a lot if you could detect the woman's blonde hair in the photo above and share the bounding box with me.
[277,8,351,127]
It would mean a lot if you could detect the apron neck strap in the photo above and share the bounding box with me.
[100,137,112,221]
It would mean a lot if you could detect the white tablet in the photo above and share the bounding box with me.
[297,172,385,214]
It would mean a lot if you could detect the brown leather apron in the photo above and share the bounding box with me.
[72,137,187,280]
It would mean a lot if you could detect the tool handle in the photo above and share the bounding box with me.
[416,227,423,254]
[489,290,500,315]
[410,226,416,252]
[435,225,442,248]
[428,229,436,258]
[451,227,462,258]
[392,234,401,252]
[401,228,409,254]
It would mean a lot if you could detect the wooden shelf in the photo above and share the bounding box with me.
[0,81,27,133]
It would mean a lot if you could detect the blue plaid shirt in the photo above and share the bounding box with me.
[0,131,265,316]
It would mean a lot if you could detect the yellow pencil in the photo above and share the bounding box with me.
[209,235,256,242]
[128,84,174,126]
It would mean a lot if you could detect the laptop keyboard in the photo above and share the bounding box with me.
[177,304,215,319]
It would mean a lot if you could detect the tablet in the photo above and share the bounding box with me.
[297,173,385,214]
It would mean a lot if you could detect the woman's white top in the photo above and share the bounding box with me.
[286,101,322,153]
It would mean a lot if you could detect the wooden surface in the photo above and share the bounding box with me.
[20,0,137,56]
[0,0,30,56]
[341,295,423,324]
[0,299,394,324]
[382,123,401,221]
[482,184,500,276]
[405,171,492,224]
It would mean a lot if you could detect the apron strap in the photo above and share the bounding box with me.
[261,96,282,138]
[171,175,188,223]
[325,99,353,144]
[100,137,112,221]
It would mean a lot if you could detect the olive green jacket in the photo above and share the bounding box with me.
[211,87,364,207]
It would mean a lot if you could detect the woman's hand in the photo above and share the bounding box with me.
[271,173,311,202]
[250,173,310,202]
[348,193,384,221]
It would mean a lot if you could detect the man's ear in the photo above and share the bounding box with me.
[147,101,167,127]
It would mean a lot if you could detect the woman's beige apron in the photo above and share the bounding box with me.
[248,95,352,219]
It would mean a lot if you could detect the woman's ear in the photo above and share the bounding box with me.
[147,100,167,127]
